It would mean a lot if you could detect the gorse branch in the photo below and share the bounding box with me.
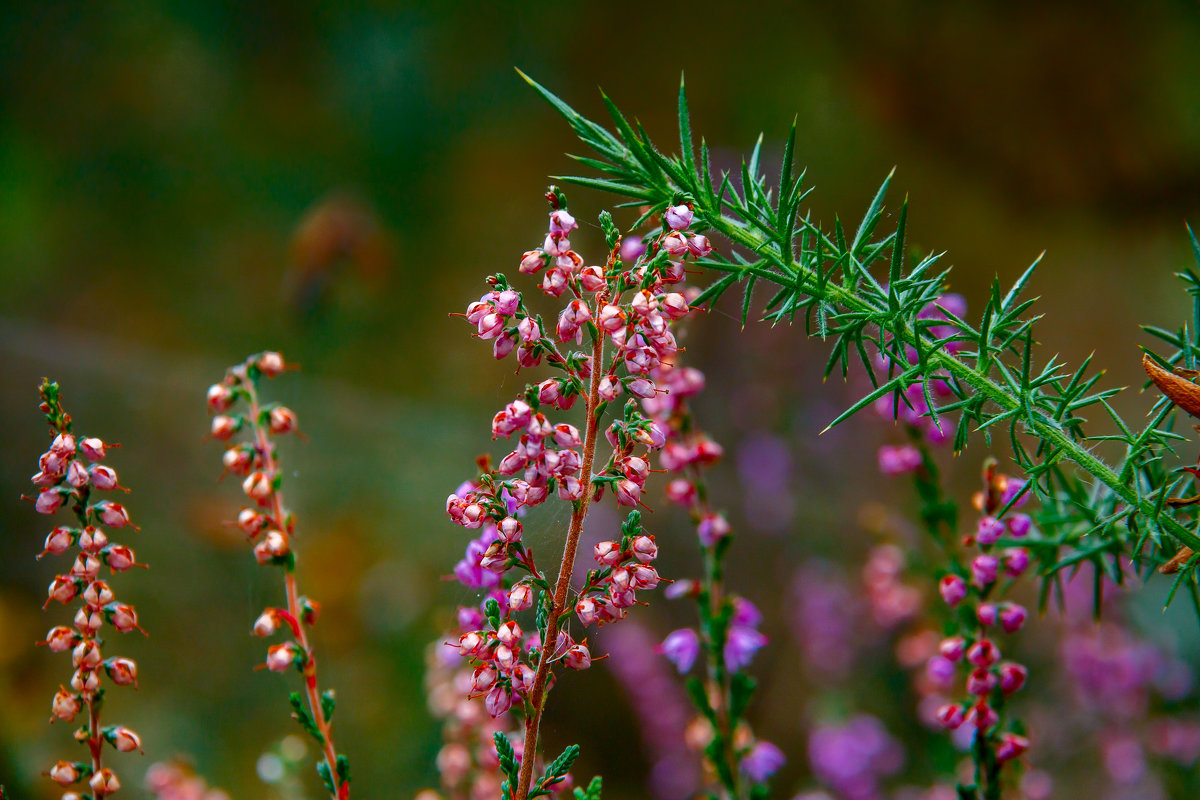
[520,70,1200,599]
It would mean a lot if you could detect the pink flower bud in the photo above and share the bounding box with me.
[254,530,290,564]
[519,250,547,274]
[242,472,274,505]
[497,620,523,647]
[73,640,102,670]
[995,732,1029,762]
[498,516,523,543]
[78,527,108,552]
[95,501,132,528]
[40,526,74,558]
[999,661,1028,694]
[697,513,730,547]
[967,638,1000,668]
[237,508,265,535]
[109,726,142,752]
[266,642,300,672]
[971,554,999,587]
[1007,514,1032,538]
[662,231,689,257]
[66,460,89,488]
[999,603,1028,633]
[576,597,598,625]
[51,433,76,457]
[50,761,80,785]
[630,289,658,317]
[90,768,120,796]
[493,334,515,360]
[665,479,697,506]
[936,703,966,730]
[211,415,239,440]
[484,684,512,717]
[36,489,66,515]
[105,657,138,687]
[47,575,79,605]
[977,516,1005,545]
[83,580,114,607]
[1003,547,1030,577]
[253,609,281,637]
[508,583,534,612]
[687,234,712,257]
[967,667,998,695]
[630,535,657,563]
[626,378,656,399]
[89,464,120,491]
[580,265,606,292]
[977,603,998,627]
[549,209,577,235]
[207,382,234,412]
[939,636,966,662]
[223,446,254,475]
[458,631,487,658]
[542,267,568,297]
[564,643,591,670]
[268,406,298,434]
[660,292,690,320]
[598,375,622,402]
[594,541,622,566]
[939,574,968,606]
[51,687,81,721]
[46,625,79,652]
[257,351,286,376]
[598,304,626,333]
[552,423,582,449]
[471,664,498,693]
[71,668,99,693]
[615,479,642,507]
[108,603,139,633]
[517,317,542,344]
[75,607,103,635]
[630,564,660,590]
[477,312,506,340]
[665,204,693,231]
[70,553,101,581]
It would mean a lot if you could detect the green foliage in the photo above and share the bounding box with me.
[521,70,1200,612]
[289,692,326,745]
[531,745,581,799]
[494,732,519,800]
[573,776,603,800]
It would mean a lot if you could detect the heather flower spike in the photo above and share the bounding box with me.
[206,353,350,800]
[30,380,143,797]
[444,191,746,800]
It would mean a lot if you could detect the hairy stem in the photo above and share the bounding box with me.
[245,384,346,800]
[515,325,606,800]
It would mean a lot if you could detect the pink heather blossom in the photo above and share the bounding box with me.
[484,685,513,717]
[967,639,1000,668]
[998,662,1028,694]
[664,204,693,230]
[977,515,1005,545]
[877,444,923,476]
[999,603,1028,633]
[1003,547,1030,576]
[1007,513,1032,537]
[970,554,999,586]
[740,740,785,782]
[697,513,730,547]
[936,703,966,729]
[938,574,967,606]
[995,732,1030,762]
[977,602,999,627]
[725,626,767,671]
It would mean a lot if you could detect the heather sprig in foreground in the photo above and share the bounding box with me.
[31,380,143,799]
[207,352,349,800]
[445,190,712,800]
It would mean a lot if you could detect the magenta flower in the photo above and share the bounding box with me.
[657,629,701,673]
[740,740,785,782]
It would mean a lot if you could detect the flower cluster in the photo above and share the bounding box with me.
[446,192,714,800]
[420,631,526,800]
[30,380,142,799]
[206,352,349,800]
[144,762,230,800]
[930,463,1033,780]
[874,293,966,475]
[639,284,780,791]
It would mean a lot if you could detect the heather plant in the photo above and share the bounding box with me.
[29,380,144,799]
[205,352,350,800]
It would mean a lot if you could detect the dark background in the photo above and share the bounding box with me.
[3,2,1200,798]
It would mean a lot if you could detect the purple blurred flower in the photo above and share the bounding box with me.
[658,628,701,673]
[878,444,923,476]
[740,740,785,783]
[725,626,768,671]
[791,562,859,677]
[809,714,904,799]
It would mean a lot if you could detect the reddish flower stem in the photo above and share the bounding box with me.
[245,384,347,800]
[514,322,606,800]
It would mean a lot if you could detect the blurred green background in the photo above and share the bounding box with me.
[3,1,1200,798]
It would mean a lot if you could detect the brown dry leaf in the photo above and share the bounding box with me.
[1143,353,1200,417]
